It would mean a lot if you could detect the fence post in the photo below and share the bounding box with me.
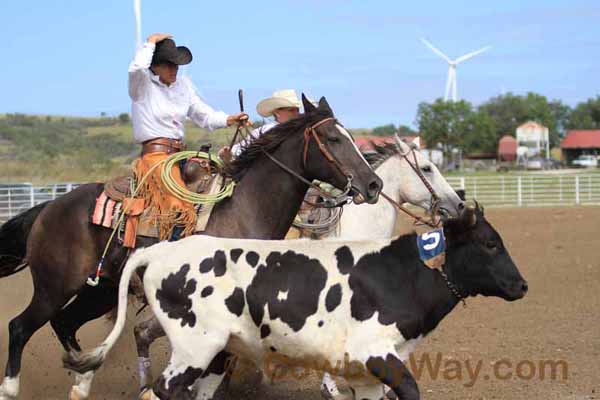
[517,177,522,206]
[501,176,505,202]
[559,176,563,202]
[8,190,12,218]
[30,186,35,208]
[589,175,592,201]
[575,176,580,205]
[459,177,465,190]
[473,177,477,199]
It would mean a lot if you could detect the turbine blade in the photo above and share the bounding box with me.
[455,46,491,64]
[420,38,452,63]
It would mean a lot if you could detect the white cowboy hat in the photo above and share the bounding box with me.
[256,89,301,117]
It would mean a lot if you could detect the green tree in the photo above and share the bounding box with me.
[371,123,396,136]
[462,111,497,153]
[118,113,130,124]
[416,99,473,168]
[397,125,417,136]
[567,96,600,129]
[478,92,570,147]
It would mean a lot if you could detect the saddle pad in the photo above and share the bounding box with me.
[90,176,224,240]
[92,192,123,228]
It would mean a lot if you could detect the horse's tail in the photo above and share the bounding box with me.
[0,201,49,278]
[63,247,152,374]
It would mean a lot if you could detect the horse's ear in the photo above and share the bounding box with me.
[302,93,317,114]
[318,97,332,113]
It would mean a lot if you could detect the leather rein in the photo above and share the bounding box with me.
[381,142,442,228]
[233,117,354,207]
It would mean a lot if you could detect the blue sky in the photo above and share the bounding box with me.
[2,0,599,128]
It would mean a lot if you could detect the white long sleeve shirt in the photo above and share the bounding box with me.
[129,42,229,144]
[231,121,278,156]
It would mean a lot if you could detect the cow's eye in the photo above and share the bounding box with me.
[327,135,340,143]
[422,165,432,173]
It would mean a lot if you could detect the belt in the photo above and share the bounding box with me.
[141,138,186,156]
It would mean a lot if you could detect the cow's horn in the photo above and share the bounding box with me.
[464,200,477,226]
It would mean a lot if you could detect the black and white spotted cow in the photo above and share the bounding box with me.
[64,205,528,400]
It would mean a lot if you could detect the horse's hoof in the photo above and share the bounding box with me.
[385,389,398,400]
[68,387,84,400]
[320,386,353,400]
[139,387,153,400]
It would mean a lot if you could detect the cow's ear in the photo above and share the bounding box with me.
[302,93,317,114]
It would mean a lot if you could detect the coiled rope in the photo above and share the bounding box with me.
[88,152,233,286]
[161,151,235,204]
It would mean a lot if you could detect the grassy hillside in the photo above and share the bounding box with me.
[0,113,371,183]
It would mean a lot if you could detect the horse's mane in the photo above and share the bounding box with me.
[362,141,400,169]
[223,109,333,181]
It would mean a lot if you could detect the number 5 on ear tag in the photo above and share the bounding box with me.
[417,228,446,269]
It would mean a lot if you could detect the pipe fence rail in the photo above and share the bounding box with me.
[1,175,599,224]
[445,174,600,207]
[0,184,80,224]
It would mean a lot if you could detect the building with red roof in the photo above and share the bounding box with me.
[560,130,600,165]
[498,135,517,162]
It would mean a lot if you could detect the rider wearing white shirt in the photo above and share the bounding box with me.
[130,33,249,241]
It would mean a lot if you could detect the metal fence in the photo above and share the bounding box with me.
[0,183,79,224]
[0,174,599,224]
[445,174,600,207]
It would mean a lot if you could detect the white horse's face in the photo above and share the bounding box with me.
[390,136,463,218]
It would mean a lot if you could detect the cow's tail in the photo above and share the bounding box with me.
[63,248,152,374]
[0,202,49,278]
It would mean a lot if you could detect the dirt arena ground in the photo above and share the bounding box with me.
[0,207,598,399]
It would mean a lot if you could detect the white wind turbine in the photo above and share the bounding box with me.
[421,38,491,102]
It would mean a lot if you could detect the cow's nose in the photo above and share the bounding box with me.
[457,201,465,211]
[521,280,529,294]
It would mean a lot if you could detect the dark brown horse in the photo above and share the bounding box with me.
[0,96,383,400]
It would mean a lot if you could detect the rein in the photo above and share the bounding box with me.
[233,116,354,208]
[381,143,442,228]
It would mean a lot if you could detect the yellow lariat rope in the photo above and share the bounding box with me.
[160,151,235,204]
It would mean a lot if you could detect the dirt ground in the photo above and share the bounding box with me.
[0,207,598,400]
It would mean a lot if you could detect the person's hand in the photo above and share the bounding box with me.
[147,33,172,44]
[218,146,232,162]
[227,113,251,127]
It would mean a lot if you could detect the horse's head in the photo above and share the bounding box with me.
[391,135,464,218]
[301,95,382,204]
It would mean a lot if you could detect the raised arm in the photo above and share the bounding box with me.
[187,84,250,131]
[128,33,172,100]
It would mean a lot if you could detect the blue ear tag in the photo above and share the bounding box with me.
[417,228,446,269]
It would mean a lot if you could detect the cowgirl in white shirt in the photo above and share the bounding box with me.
[130,33,249,241]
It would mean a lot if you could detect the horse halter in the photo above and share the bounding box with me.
[251,116,354,207]
[399,142,441,213]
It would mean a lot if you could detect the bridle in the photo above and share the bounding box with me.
[233,116,354,207]
[380,138,442,228]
